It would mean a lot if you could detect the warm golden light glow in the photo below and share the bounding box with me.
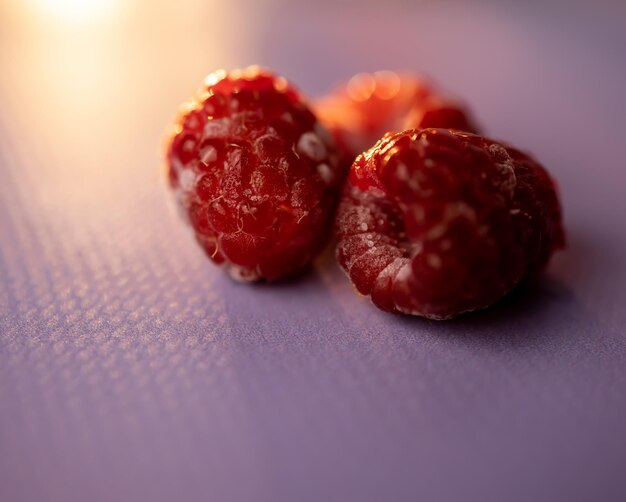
[31,0,119,22]
[205,69,228,87]
[347,73,376,102]
[373,71,401,100]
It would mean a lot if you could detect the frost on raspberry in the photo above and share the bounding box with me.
[314,71,479,164]
[335,128,565,320]
[165,67,343,281]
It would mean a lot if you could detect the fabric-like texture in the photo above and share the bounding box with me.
[1,1,626,501]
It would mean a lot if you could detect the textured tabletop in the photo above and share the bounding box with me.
[1,1,626,501]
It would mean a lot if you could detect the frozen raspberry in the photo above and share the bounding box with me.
[335,128,565,319]
[165,67,342,281]
[315,71,479,163]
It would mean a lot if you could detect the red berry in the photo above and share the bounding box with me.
[165,67,343,281]
[335,128,565,319]
[314,71,479,163]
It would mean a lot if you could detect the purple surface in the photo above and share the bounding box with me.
[1,1,626,501]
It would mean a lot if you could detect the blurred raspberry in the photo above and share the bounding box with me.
[165,67,343,281]
[335,128,564,319]
[314,71,479,163]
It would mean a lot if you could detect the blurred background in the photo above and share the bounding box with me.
[1,1,626,501]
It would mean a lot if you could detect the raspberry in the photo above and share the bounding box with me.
[315,71,479,163]
[165,67,343,281]
[335,128,565,319]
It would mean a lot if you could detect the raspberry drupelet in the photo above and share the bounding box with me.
[335,128,565,319]
[165,67,343,281]
[314,71,479,163]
